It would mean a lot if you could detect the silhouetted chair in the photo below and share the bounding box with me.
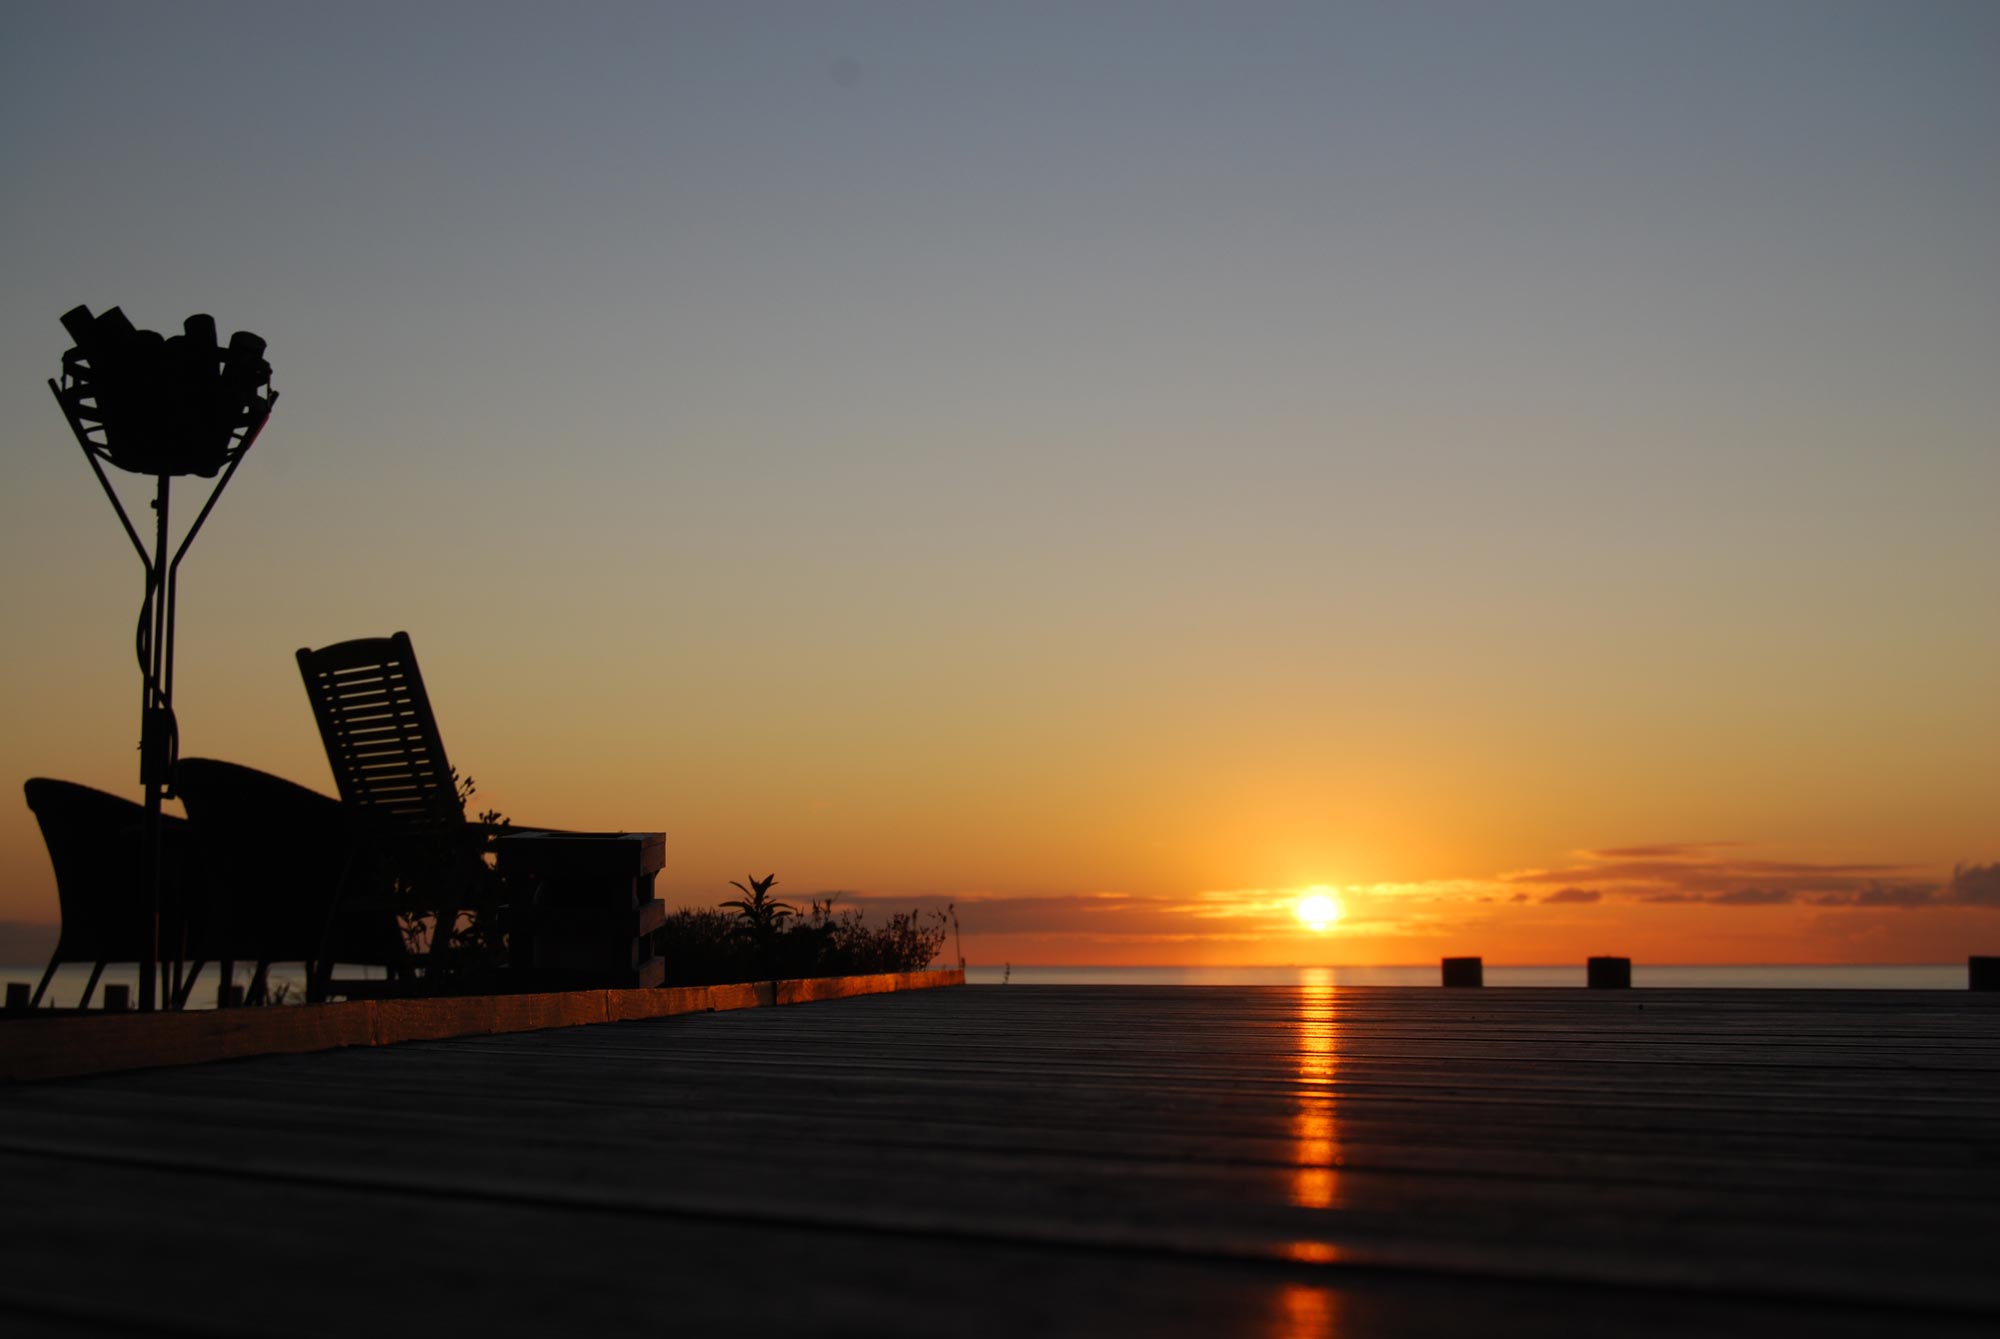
[296,632,499,979]
[173,758,410,1003]
[22,778,201,1008]
[297,631,461,831]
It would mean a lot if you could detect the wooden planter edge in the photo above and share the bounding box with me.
[0,968,966,1083]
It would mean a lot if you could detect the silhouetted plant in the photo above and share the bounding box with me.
[656,908,755,985]
[722,874,797,940]
[788,894,844,969]
[454,788,513,964]
[722,873,797,979]
[838,908,949,974]
[389,768,511,981]
[657,893,949,987]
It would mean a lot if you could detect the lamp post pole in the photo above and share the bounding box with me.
[139,475,171,1011]
[50,305,275,1011]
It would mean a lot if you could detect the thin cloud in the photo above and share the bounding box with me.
[1523,854,2000,912]
[1850,883,1945,908]
[1504,847,1937,906]
[1584,842,1743,860]
[1710,887,1795,906]
[1948,863,2000,907]
[1808,880,1970,909]
[1636,889,1797,905]
[1540,887,1601,905]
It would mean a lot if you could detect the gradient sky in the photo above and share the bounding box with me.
[3,2,1996,966]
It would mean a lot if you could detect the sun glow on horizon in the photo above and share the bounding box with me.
[1295,888,1344,931]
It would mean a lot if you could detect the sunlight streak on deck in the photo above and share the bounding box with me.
[1288,969,1343,1212]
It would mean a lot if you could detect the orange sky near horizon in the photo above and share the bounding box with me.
[829,841,2000,968]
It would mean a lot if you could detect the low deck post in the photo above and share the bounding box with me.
[1441,956,1483,988]
[1971,957,2000,991]
[1588,957,1632,989]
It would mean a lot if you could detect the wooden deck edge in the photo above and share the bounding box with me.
[0,968,965,1083]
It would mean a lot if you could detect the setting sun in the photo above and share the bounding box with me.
[1295,889,1344,931]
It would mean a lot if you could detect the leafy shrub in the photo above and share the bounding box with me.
[657,891,949,986]
[401,776,512,962]
[656,908,758,986]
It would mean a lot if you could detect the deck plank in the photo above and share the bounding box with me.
[2,986,1996,1336]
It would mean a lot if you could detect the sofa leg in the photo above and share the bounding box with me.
[172,960,207,1010]
[29,956,60,1008]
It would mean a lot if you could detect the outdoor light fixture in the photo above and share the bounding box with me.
[50,305,277,1011]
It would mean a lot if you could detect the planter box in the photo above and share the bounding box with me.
[498,830,666,990]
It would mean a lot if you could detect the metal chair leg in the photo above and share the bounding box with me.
[29,956,60,1008]
[78,961,107,1009]
[172,960,207,1010]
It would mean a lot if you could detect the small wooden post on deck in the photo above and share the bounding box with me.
[4,982,28,1012]
[1971,957,2000,991]
[1441,956,1483,987]
[102,984,131,1012]
[1588,956,1632,989]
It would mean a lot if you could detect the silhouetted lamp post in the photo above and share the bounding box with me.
[49,305,277,1011]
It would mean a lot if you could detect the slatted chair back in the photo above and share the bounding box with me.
[296,632,462,833]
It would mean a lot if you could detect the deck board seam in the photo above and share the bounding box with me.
[1,1139,1994,1322]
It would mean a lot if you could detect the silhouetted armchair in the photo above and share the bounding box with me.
[22,778,200,1008]
[173,758,410,1003]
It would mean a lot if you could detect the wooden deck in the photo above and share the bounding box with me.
[1,985,1995,1336]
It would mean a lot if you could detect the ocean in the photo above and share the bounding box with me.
[961,963,1971,989]
[5,960,1972,1008]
